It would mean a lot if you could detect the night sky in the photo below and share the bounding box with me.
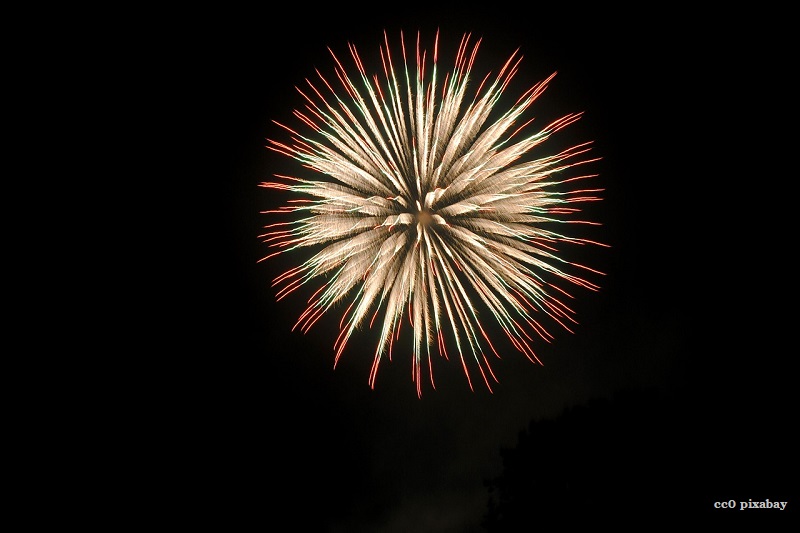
[140,4,797,530]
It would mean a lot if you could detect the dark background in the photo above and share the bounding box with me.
[119,4,796,530]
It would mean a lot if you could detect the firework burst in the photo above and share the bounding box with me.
[260,30,606,396]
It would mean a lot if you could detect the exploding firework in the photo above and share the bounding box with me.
[260,30,606,396]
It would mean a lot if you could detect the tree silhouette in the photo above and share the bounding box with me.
[482,388,686,528]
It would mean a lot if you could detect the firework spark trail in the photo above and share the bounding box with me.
[260,30,607,397]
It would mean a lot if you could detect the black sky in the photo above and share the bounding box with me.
[137,4,798,530]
